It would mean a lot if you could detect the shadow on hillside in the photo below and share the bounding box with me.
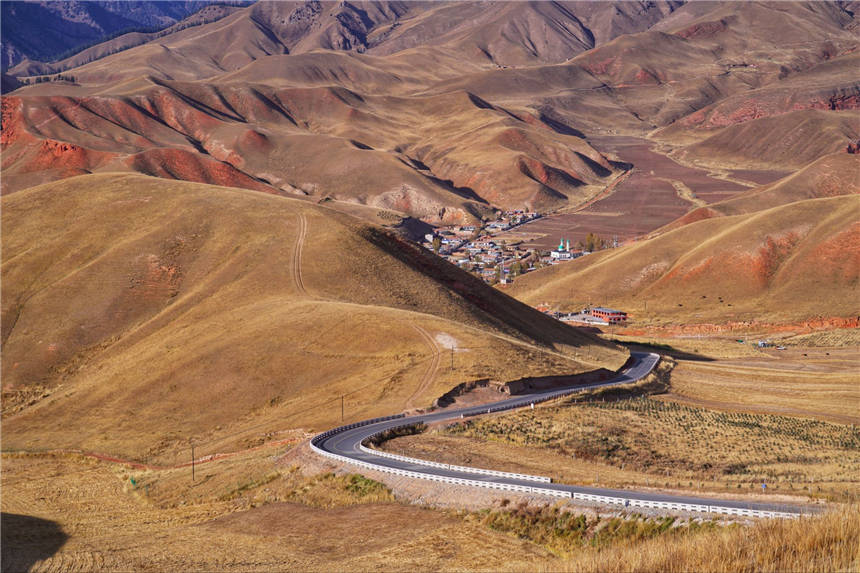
[359,227,609,354]
[503,368,616,395]
[618,341,715,362]
[1,513,68,572]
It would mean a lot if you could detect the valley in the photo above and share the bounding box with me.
[2,1,859,571]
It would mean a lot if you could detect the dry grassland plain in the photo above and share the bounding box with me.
[1,451,551,572]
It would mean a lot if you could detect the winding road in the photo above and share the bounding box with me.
[313,352,821,518]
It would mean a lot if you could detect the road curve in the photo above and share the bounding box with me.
[312,352,821,518]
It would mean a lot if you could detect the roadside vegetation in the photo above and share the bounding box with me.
[446,397,860,502]
[473,501,713,556]
[552,505,859,573]
[466,501,858,571]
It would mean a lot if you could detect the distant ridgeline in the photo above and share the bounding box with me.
[1,1,251,71]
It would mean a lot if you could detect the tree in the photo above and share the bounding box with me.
[510,261,523,277]
[584,232,606,252]
[432,235,442,254]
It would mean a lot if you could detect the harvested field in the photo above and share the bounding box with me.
[6,447,854,573]
[729,169,794,186]
[663,349,860,425]
[0,450,552,572]
[389,398,859,502]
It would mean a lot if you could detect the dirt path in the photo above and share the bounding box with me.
[660,177,707,208]
[405,325,441,409]
[293,212,308,296]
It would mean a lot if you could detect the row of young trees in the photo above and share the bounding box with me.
[19,74,76,85]
[581,232,611,252]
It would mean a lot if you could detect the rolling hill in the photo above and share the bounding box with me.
[1,173,627,461]
[0,69,621,221]
[507,194,860,325]
[664,151,860,229]
[3,1,857,230]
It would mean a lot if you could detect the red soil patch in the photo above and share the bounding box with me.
[1,97,24,148]
[676,19,728,40]
[238,129,273,154]
[127,148,276,193]
[135,88,222,142]
[28,139,111,173]
[755,232,801,285]
[672,206,720,227]
[583,56,617,76]
[684,92,860,128]
[802,222,860,283]
[633,68,662,85]
[517,155,552,185]
[617,316,860,337]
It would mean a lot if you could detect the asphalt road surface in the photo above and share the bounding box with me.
[315,352,821,515]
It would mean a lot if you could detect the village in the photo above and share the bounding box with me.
[421,210,632,326]
[422,210,596,284]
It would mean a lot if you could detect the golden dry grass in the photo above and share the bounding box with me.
[5,444,856,573]
[549,506,860,573]
[664,349,860,425]
[1,452,553,572]
[1,173,625,463]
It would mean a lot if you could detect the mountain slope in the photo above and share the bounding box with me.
[0,71,620,220]
[1,1,217,70]
[2,1,856,233]
[667,152,860,229]
[508,194,860,325]
[1,173,626,459]
[659,110,860,170]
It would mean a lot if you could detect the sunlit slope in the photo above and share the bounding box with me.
[1,74,618,219]
[508,195,860,324]
[1,173,626,459]
[659,110,860,170]
[668,153,860,229]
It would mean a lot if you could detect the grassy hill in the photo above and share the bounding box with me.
[666,152,860,229]
[508,194,860,325]
[658,110,860,170]
[1,173,626,461]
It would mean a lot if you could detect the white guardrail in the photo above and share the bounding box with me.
[310,354,800,519]
[358,426,552,483]
[311,437,568,498]
[311,422,799,518]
